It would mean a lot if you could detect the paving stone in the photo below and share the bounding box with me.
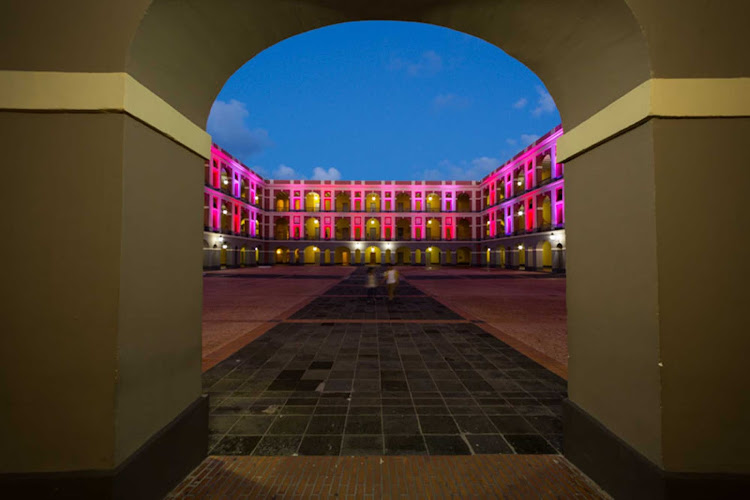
[201,270,567,456]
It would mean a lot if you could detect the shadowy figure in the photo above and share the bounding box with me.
[365,267,378,303]
[384,266,399,302]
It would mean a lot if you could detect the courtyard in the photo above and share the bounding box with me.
[167,266,601,497]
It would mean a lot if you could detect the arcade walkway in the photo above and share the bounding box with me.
[169,268,605,498]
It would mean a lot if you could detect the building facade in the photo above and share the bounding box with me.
[204,125,565,271]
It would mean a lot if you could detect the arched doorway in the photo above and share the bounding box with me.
[365,246,381,265]
[20,3,749,499]
[275,246,290,264]
[497,246,506,267]
[305,192,320,211]
[354,248,361,265]
[456,247,471,265]
[335,246,350,265]
[426,246,441,265]
[517,245,526,270]
[303,245,319,265]
[396,247,411,265]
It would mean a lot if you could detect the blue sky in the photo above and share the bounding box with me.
[207,21,560,181]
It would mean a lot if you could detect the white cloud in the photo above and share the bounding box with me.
[419,168,445,181]
[433,93,471,111]
[532,86,556,116]
[506,138,518,146]
[512,97,528,109]
[206,100,272,162]
[435,156,500,180]
[273,164,302,179]
[521,134,540,145]
[311,167,342,181]
[389,50,443,76]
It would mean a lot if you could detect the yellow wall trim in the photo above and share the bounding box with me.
[557,78,750,162]
[0,71,211,159]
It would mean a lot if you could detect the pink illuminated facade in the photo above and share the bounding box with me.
[204,126,565,270]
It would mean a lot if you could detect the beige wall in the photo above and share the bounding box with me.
[2,0,749,478]
[566,123,663,465]
[652,118,750,473]
[127,0,649,128]
[0,112,204,472]
[115,117,204,464]
[0,113,124,471]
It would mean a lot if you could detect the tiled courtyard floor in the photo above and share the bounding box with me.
[170,266,605,498]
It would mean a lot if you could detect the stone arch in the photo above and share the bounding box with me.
[456,247,471,265]
[334,246,350,265]
[16,2,750,497]
[396,247,411,265]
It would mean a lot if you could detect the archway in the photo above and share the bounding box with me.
[354,248,362,265]
[16,3,750,499]
[335,192,351,212]
[456,193,471,212]
[335,218,350,240]
[426,193,441,212]
[305,192,320,212]
[414,249,422,265]
[384,248,392,265]
[365,218,380,240]
[395,192,411,212]
[274,217,290,240]
[275,246,290,264]
[303,245,319,265]
[365,192,381,212]
[323,249,331,265]
[426,246,441,265]
[426,218,441,240]
[365,246,381,265]
[396,247,411,265]
[275,192,290,212]
[517,245,526,269]
[456,247,471,265]
[335,246,350,265]
[305,217,320,240]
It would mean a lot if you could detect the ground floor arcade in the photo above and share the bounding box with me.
[203,231,567,271]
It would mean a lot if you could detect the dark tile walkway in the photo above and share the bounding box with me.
[202,267,566,456]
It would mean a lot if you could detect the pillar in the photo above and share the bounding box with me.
[0,109,207,498]
[562,100,750,498]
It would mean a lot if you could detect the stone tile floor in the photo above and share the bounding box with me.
[203,268,566,457]
[167,267,609,499]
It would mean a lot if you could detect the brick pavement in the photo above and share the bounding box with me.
[167,455,606,499]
